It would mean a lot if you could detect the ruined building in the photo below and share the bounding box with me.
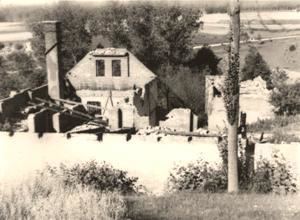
[66,47,158,130]
[0,21,158,133]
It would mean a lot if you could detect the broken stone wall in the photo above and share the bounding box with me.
[27,109,56,133]
[240,77,275,123]
[205,75,275,132]
[205,75,226,132]
[159,108,198,132]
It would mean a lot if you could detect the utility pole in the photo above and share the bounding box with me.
[223,0,240,193]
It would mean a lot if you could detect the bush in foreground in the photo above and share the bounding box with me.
[168,138,297,194]
[47,161,139,195]
[0,171,126,219]
[254,152,297,194]
[167,159,227,193]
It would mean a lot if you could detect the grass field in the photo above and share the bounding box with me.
[127,193,300,220]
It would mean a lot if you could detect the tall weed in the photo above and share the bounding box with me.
[0,164,128,219]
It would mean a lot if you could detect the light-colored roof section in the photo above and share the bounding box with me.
[89,48,128,56]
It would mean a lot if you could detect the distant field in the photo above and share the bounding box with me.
[202,11,300,24]
[199,11,300,36]
[0,22,32,42]
[212,37,300,73]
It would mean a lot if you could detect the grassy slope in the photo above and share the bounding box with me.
[127,193,300,220]
[210,37,300,73]
[193,19,300,72]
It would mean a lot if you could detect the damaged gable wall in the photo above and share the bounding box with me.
[66,49,156,91]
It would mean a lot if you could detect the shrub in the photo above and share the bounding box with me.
[289,44,296,51]
[168,138,297,194]
[167,159,227,193]
[253,152,297,194]
[270,82,300,115]
[0,42,5,50]
[269,68,300,115]
[47,161,139,194]
[270,68,289,89]
[14,43,24,50]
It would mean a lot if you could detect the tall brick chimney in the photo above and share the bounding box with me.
[43,21,63,100]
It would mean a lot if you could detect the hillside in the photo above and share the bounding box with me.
[192,11,300,75]
[212,37,300,74]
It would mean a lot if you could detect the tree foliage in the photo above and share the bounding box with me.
[28,1,92,75]
[0,52,46,99]
[269,68,300,115]
[241,46,272,89]
[188,47,222,75]
[271,83,300,115]
[89,3,201,72]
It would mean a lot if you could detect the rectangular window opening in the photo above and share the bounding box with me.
[112,60,121,77]
[96,60,105,77]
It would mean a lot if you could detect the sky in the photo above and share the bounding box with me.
[0,0,298,6]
